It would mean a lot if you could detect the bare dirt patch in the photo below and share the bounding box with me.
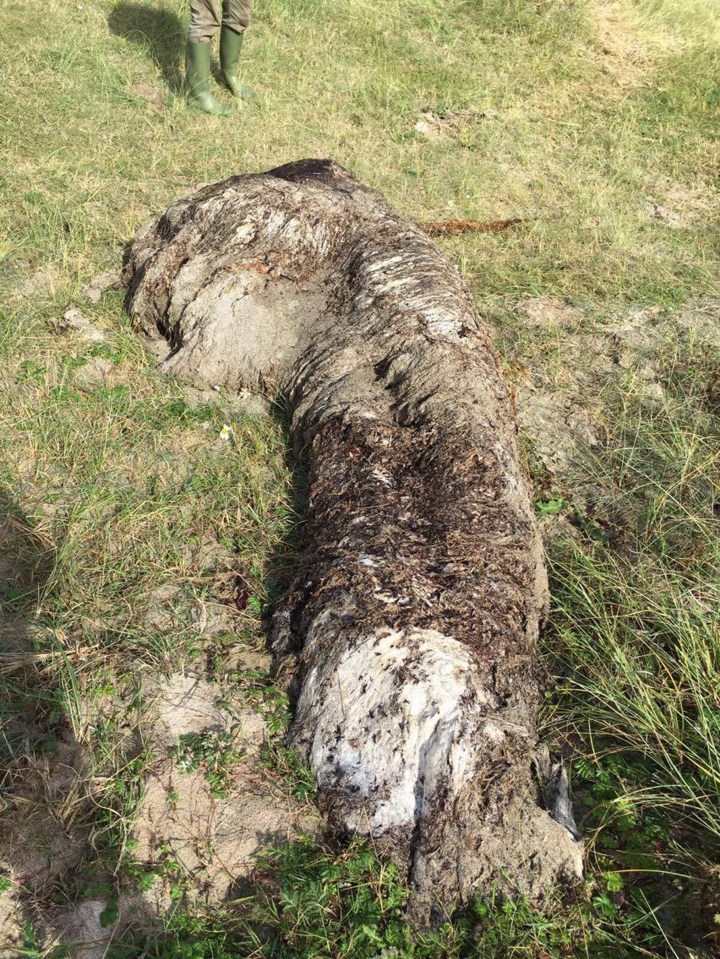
[0,885,25,959]
[126,83,166,113]
[495,295,720,512]
[72,356,119,390]
[590,2,653,84]
[136,673,320,896]
[31,670,319,955]
[0,732,94,953]
[51,308,109,343]
[413,109,485,144]
[19,266,61,300]
[47,900,119,959]
[644,176,720,230]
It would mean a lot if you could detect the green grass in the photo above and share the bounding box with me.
[0,0,719,955]
[75,838,689,957]
[536,337,720,949]
[1,0,718,305]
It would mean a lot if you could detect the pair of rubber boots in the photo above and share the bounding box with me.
[185,29,253,115]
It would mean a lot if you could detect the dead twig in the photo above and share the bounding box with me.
[419,217,525,237]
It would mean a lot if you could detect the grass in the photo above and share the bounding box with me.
[70,838,695,957]
[0,0,718,955]
[1,0,718,305]
[537,337,720,947]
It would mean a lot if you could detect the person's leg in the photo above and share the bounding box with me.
[188,0,222,43]
[220,0,255,99]
[186,0,232,115]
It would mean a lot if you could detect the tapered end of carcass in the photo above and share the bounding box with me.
[289,625,583,922]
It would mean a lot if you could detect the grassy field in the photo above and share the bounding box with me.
[0,0,718,955]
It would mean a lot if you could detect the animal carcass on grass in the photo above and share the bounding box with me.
[124,159,582,920]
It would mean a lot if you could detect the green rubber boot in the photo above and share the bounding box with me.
[185,40,232,116]
[220,28,257,100]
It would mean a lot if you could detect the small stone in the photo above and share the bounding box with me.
[80,326,107,343]
[61,308,90,330]
[82,271,122,304]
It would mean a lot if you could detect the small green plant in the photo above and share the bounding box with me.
[534,496,566,516]
[238,665,293,734]
[260,741,318,804]
[20,920,43,959]
[91,746,152,875]
[123,861,161,894]
[171,729,245,799]
[100,897,120,929]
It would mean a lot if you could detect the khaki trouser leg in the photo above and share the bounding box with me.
[222,0,252,33]
[188,0,221,43]
[188,0,251,43]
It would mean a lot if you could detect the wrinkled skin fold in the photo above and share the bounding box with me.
[124,159,582,921]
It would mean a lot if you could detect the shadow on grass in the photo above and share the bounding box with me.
[108,2,185,93]
[0,486,91,945]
